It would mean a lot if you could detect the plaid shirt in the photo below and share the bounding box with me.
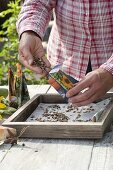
[17,0,113,80]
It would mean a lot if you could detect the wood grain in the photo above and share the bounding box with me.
[1,85,113,170]
[89,131,113,170]
[3,92,113,139]
[0,138,94,170]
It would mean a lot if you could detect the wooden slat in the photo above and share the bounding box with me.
[37,84,50,94]
[27,85,50,98]
[0,86,8,89]
[89,131,113,170]
[0,85,50,98]
[1,132,113,170]
[47,86,58,94]
[0,139,94,170]
[0,144,11,163]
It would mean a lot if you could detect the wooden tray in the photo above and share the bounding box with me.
[3,94,113,139]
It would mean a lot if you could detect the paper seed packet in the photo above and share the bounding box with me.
[48,65,78,101]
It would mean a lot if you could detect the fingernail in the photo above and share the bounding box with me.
[68,99,72,103]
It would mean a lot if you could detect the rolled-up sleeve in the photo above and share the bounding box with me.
[16,0,56,39]
[100,54,113,74]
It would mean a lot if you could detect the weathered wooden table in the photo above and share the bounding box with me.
[0,85,113,170]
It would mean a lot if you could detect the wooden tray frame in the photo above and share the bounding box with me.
[3,94,113,139]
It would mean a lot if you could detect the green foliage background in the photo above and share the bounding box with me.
[0,0,48,85]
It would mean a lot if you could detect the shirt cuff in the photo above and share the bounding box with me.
[100,54,113,75]
[16,22,44,40]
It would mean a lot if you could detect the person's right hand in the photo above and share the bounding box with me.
[18,31,51,75]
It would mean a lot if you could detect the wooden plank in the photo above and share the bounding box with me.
[0,86,8,89]
[3,122,103,139]
[0,144,11,163]
[0,139,94,170]
[89,131,113,170]
[0,85,50,98]
[27,85,39,98]
[36,84,50,94]
[1,131,113,170]
[47,86,58,94]
[27,85,50,98]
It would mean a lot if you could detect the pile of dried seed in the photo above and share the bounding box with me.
[35,104,69,122]
[36,112,69,122]
[27,98,111,123]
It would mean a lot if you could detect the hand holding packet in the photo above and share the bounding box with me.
[33,58,78,101]
[48,64,78,101]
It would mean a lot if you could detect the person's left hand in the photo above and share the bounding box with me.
[66,68,113,106]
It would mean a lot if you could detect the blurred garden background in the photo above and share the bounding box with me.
[0,0,53,85]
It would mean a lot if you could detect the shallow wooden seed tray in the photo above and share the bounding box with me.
[3,94,113,139]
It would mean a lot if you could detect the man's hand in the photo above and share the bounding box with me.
[66,68,113,106]
[18,31,51,75]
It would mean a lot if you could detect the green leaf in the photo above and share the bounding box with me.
[0,0,48,85]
